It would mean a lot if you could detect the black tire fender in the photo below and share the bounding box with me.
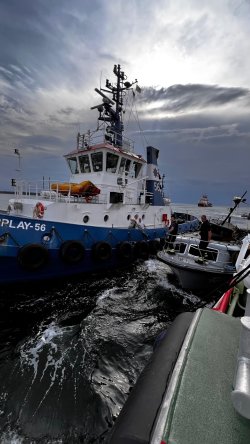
[134,240,149,259]
[17,243,49,270]
[60,240,85,264]
[92,241,112,261]
[117,241,133,260]
[148,239,161,255]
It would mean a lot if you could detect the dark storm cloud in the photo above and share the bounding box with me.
[139,84,250,112]
[0,0,108,89]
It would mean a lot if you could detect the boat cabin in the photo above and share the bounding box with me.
[172,236,239,268]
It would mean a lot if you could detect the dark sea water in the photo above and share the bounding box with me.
[0,197,249,443]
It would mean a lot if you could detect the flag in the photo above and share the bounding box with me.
[14,148,20,155]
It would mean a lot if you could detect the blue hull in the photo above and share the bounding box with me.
[0,214,167,284]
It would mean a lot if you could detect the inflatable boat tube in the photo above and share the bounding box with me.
[109,312,194,444]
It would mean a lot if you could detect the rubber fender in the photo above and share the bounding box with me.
[17,243,49,271]
[134,240,149,259]
[117,241,133,260]
[148,239,161,255]
[60,240,85,264]
[92,241,112,261]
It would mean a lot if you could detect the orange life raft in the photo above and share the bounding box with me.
[51,181,101,199]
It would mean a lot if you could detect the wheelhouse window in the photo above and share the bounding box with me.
[118,157,131,175]
[91,152,103,172]
[79,154,91,173]
[118,157,126,174]
[106,153,119,173]
[67,157,79,174]
[134,161,142,178]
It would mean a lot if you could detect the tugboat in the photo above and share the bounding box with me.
[0,64,199,285]
[198,194,212,207]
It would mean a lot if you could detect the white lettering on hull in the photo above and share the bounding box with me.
[0,218,46,231]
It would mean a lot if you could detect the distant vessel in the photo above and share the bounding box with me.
[198,194,212,207]
[163,196,171,205]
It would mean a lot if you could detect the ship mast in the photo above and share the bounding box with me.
[93,64,138,148]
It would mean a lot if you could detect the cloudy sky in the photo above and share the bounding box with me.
[0,0,250,204]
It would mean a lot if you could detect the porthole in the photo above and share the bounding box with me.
[83,215,89,223]
[104,215,109,222]
[127,215,131,220]
[142,214,145,220]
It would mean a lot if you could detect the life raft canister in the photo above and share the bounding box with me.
[17,243,49,270]
[92,241,112,261]
[60,240,85,264]
[33,202,45,219]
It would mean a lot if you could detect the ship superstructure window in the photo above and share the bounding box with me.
[118,157,126,174]
[79,154,91,173]
[118,157,131,175]
[67,157,79,174]
[91,152,103,172]
[106,153,119,173]
[134,162,142,178]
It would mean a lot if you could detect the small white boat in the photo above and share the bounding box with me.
[157,233,240,292]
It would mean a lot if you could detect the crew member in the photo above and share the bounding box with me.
[167,215,178,249]
[199,215,212,257]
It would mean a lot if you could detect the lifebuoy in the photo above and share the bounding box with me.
[92,241,112,261]
[148,239,161,255]
[134,240,149,259]
[17,243,49,270]
[117,242,133,260]
[60,240,85,264]
[33,202,45,219]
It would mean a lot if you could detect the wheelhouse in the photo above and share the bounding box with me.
[65,145,144,179]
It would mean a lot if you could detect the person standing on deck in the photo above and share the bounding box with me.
[167,215,178,249]
[199,215,212,257]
